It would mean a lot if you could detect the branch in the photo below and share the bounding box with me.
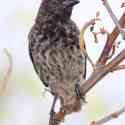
[101,0,125,39]
[90,106,125,125]
[79,16,100,71]
[81,48,125,96]
[0,49,13,95]
[111,64,125,72]
[92,27,109,43]
[97,12,125,64]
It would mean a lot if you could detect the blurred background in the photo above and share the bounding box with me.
[0,0,125,125]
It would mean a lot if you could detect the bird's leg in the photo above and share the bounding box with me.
[75,81,85,101]
[50,95,58,122]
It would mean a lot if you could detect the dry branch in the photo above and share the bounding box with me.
[111,64,125,71]
[81,48,125,96]
[80,12,125,96]
[97,12,125,64]
[79,16,101,71]
[92,27,109,43]
[80,12,125,97]
[102,0,122,31]
[102,0,125,39]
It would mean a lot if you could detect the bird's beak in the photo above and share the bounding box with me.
[74,0,80,5]
[71,0,80,5]
[63,0,80,7]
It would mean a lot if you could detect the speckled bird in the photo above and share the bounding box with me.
[28,0,86,116]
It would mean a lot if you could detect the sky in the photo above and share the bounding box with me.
[0,0,125,125]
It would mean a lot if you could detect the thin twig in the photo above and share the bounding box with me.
[0,49,13,95]
[102,0,125,39]
[107,44,115,59]
[90,106,125,125]
[79,17,100,71]
[92,27,109,43]
[97,12,125,64]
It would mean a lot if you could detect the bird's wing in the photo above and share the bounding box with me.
[29,47,49,87]
[28,28,49,87]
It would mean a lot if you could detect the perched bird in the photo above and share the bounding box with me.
[28,0,86,118]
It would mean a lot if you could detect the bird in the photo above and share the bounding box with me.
[28,0,86,119]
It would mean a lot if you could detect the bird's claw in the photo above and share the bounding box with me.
[50,112,55,124]
[75,83,85,101]
[50,110,55,120]
[49,111,61,125]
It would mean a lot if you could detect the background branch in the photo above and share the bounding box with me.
[90,106,125,125]
[0,49,13,96]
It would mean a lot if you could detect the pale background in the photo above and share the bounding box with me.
[0,0,125,125]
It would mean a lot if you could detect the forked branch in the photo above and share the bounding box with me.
[81,48,125,95]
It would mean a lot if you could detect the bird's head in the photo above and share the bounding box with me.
[41,0,80,20]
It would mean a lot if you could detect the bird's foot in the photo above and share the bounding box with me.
[49,96,58,125]
[49,110,65,125]
[75,83,85,101]
[49,110,56,125]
